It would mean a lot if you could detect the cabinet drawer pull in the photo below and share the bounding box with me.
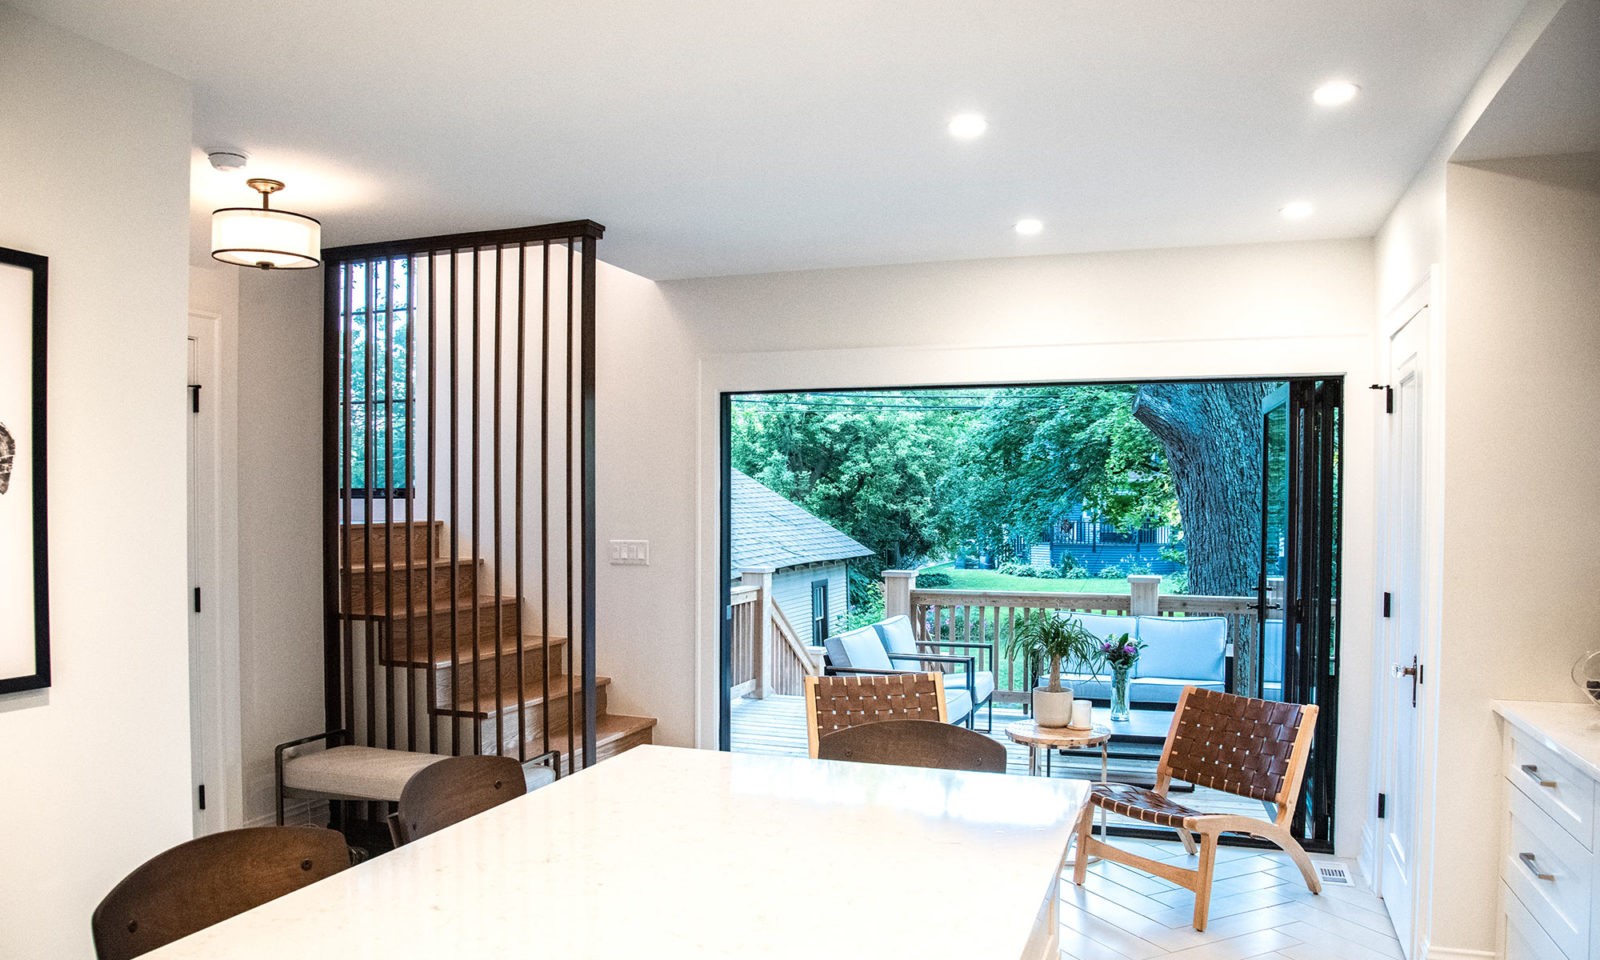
[1519,852,1556,882]
[1521,764,1558,788]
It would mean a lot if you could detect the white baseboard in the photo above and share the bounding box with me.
[245,798,327,828]
[1426,945,1494,959]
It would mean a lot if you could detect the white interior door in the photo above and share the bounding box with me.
[1379,304,1426,954]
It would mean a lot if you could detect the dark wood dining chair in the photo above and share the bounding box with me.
[1071,685,1321,931]
[91,826,349,960]
[387,754,526,846]
[817,718,1007,773]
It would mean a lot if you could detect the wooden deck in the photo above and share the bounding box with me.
[730,694,1272,824]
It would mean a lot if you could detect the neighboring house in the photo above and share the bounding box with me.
[730,470,875,646]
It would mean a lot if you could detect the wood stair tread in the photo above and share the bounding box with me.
[593,713,657,742]
[343,558,475,574]
[349,595,517,618]
[383,633,568,668]
[439,674,611,718]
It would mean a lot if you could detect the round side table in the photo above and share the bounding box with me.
[1005,719,1112,867]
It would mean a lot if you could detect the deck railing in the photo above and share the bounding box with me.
[883,572,1263,703]
[728,568,821,700]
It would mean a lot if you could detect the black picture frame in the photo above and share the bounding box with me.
[0,245,49,695]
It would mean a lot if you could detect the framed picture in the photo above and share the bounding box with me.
[0,245,49,694]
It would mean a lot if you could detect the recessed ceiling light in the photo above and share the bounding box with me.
[1280,201,1315,221]
[1014,218,1043,235]
[948,113,988,139]
[1312,80,1360,107]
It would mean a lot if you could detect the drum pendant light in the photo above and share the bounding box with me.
[211,178,321,269]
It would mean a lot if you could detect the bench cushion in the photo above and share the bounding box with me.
[1072,613,1139,645]
[826,624,894,671]
[872,615,919,656]
[282,745,445,803]
[1134,616,1226,682]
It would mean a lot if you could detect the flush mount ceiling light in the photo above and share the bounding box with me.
[1312,80,1361,107]
[1279,200,1315,221]
[211,178,321,269]
[948,113,988,139]
[1014,218,1044,235]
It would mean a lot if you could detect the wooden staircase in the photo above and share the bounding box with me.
[341,519,655,771]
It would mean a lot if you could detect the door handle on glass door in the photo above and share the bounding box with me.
[1391,656,1420,707]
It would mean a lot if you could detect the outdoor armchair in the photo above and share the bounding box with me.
[823,621,977,726]
[873,614,996,731]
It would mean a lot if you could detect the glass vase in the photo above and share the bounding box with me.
[1109,663,1132,722]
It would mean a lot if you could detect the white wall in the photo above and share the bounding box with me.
[234,267,327,824]
[1427,152,1600,953]
[0,7,194,957]
[590,237,1382,857]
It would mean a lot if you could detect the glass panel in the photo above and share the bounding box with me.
[1260,390,1290,703]
[338,259,412,494]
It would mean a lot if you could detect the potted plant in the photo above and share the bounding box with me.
[1098,632,1146,722]
[1006,612,1098,727]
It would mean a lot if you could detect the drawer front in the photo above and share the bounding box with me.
[1504,786,1592,960]
[1507,729,1594,850]
[1501,882,1573,960]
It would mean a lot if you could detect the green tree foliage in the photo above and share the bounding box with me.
[729,393,971,573]
[939,386,1177,556]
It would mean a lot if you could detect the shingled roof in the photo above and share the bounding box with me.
[730,470,875,575]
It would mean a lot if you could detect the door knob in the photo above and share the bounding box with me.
[1391,663,1418,678]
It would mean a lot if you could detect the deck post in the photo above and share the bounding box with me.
[1128,575,1162,617]
[883,569,917,620]
[742,567,776,700]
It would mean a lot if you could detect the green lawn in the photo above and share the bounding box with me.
[916,562,1174,595]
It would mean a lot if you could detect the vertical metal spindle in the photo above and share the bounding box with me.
[341,265,356,756]
[540,241,552,767]
[448,249,462,757]
[383,257,397,751]
[470,247,483,755]
[514,242,528,764]
[364,259,378,770]
[579,235,598,766]
[564,241,576,770]
[404,256,418,752]
[425,252,439,754]
[491,244,505,759]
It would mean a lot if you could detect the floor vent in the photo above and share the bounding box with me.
[1317,862,1355,886]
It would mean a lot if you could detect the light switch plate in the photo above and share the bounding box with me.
[608,539,650,566]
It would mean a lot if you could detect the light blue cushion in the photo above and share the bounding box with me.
[828,625,893,671]
[944,687,973,724]
[873,615,919,657]
[1134,616,1226,682]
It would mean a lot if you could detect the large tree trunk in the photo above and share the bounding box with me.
[1132,381,1271,694]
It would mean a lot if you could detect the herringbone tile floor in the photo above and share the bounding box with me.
[1060,838,1404,960]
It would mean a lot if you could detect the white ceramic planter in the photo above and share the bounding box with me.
[1033,687,1075,728]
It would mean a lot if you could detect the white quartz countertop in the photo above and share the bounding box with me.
[1493,700,1600,781]
[143,744,1087,959]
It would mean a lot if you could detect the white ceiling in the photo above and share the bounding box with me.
[19,0,1531,279]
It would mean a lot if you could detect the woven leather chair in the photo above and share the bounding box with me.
[817,718,1006,773]
[92,826,349,960]
[803,672,951,758]
[387,754,527,846]
[1071,686,1321,931]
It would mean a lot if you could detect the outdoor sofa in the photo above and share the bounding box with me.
[1054,613,1229,707]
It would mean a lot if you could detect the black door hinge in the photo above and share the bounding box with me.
[193,587,202,613]
[1382,592,1392,618]
[1369,383,1393,413]
[189,383,201,413]
[198,784,206,811]
[1377,792,1387,819]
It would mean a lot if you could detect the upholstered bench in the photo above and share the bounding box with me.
[275,730,557,825]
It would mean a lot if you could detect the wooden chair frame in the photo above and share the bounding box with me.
[803,672,948,758]
[1071,685,1321,931]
